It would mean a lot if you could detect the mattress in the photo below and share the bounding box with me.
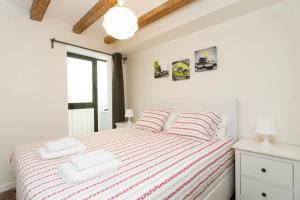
[11,128,235,200]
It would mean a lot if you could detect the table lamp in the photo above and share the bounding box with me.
[125,109,134,124]
[256,117,277,145]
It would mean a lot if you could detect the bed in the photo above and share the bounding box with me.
[11,98,238,200]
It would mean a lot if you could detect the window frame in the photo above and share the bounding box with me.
[67,52,107,132]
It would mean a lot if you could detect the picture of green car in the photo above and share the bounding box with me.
[172,59,190,81]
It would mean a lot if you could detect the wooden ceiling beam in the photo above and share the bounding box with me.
[30,0,52,21]
[104,0,195,44]
[73,0,118,34]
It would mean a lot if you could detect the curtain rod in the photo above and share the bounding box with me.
[50,38,127,61]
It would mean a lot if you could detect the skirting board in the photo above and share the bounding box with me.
[0,182,15,193]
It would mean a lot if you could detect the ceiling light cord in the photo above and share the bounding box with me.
[117,0,124,6]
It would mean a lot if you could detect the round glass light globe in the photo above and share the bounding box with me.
[103,6,138,40]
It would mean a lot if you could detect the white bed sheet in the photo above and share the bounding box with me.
[11,127,235,200]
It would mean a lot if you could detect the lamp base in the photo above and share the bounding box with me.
[261,135,273,148]
[262,135,270,144]
[127,118,132,126]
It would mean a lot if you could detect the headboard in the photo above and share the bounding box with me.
[145,98,238,140]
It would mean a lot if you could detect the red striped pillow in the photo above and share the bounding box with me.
[134,109,169,133]
[166,111,222,141]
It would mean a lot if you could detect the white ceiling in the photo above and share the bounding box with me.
[5,0,286,53]
[6,0,167,25]
[6,0,170,43]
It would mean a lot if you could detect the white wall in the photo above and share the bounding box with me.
[115,0,285,54]
[125,0,300,144]
[0,1,113,191]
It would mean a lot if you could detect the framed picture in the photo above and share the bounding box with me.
[195,46,217,72]
[154,60,169,78]
[172,59,190,81]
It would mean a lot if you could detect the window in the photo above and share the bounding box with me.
[67,53,108,135]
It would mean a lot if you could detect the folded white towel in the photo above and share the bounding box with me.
[45,137,81,152]
[38,143,86,160]
[70,150,115,171]
[59,159,121,184]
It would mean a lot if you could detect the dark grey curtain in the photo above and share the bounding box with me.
[112,53,125,128]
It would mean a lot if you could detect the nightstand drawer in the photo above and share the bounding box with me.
[241,176,293,200]
[241,153,293,188]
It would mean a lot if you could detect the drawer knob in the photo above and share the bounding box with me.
[261,192,267,198]
[261,168,267,173]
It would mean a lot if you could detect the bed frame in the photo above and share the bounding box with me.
[145,98,238,200]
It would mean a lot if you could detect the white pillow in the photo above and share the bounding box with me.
[163,112,179,130]
[216,115,231,139]
[167,111,222,142]
[134,109,170,133]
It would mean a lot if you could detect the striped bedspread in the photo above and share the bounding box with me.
[11,128,235,200]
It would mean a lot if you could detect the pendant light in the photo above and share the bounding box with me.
[103,0,138,40]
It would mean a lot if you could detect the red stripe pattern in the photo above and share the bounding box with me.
[166,111,222,142]
[10,127,234,200]
[134,109,169,133]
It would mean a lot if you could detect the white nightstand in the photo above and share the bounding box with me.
[233,139,300,200]
[115,122,135,129]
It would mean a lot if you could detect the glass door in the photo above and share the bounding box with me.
[67,53,98,136]
[97,60,111,131]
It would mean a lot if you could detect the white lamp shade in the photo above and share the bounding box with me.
[103,6,138,40]
[256,117,277,135]
[125,109,134,118]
